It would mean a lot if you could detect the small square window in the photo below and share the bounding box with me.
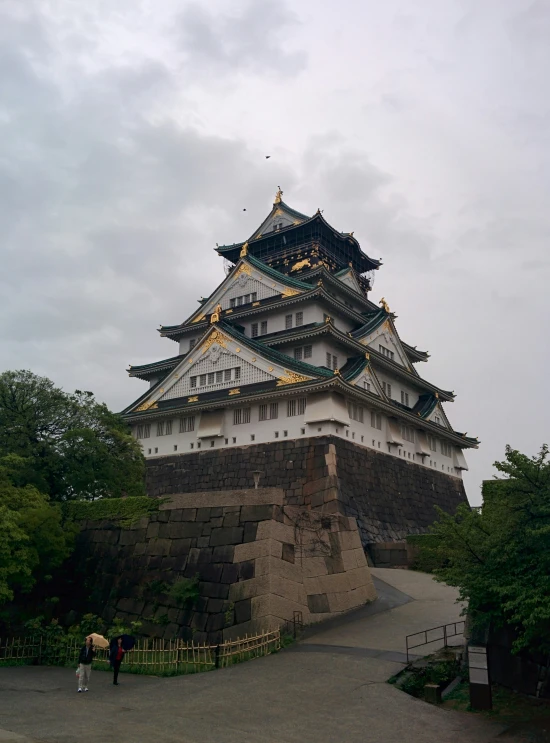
[295,311,303,327]
[225,438,228,444]
[352,432,355,439]
[224,369,231,381]
[274,431,279,438]
[147,448,151,455]
[197,442,201,449]
[378,442,380,449]
[190,376,197,388]
[304,345,312,359]
[200,374,206,386]
[283,430,288,437]
[230,298,236,308]
[361,435,364,442]
[216,371,223,383]
[346,430,349,437]
[244,294,250,304]
[190,443,194,449]
[285,314,293,329]
[210,440,215,447]
[317,427,322,432]
[251,292,257,302]
[154,447,158,454]
[207,372,215,384]
[173,445,177,451]
[232,437,236,444]
[251,323,258,338]
[251,434,255,441]
[301,428,305,434]
[260,321,268,335]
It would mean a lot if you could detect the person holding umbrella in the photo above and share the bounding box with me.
[109,634,135,686]
[77,636,95,692]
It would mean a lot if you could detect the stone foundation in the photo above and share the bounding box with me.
[62,489,375,642]
[145,436,468,545]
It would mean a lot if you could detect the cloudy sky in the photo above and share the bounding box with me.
[2,0,549,504]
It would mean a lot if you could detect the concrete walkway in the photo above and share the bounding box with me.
[0,570,507,743]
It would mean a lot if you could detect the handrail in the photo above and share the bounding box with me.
[405,620,465,662]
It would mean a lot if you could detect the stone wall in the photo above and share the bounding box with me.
[145,436,468,546]
[60,489,375,642]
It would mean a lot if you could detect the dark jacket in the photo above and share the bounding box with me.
[109,645,126,666]
[78,645,95,665]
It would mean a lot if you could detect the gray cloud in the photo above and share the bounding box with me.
[1,0,549,506]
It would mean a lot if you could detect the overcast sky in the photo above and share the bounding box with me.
[2,0,549,504]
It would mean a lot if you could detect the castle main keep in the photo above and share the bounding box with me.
[123,189,478,553]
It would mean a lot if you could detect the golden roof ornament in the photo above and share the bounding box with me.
[239,242,248,258]
[274,187,283,204]
[379,297,390,313]
[210,303,222,323]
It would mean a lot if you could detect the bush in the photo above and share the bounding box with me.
[168,577,200,608]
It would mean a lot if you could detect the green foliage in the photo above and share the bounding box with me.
[398,659,460,698]
[0,458,76,604]
[0,370,146,501]
[406,534,446,573]
[168,576,200,608]
[64,497,162,527]
[416,445,550,655]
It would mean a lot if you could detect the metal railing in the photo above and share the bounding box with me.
[405,621,465,662]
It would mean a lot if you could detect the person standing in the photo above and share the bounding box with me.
[109,636,126,685]
[77,636,95,693]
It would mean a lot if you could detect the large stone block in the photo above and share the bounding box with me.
[210,527,244,546]
[240,505,274,522]
[307,593,330,614]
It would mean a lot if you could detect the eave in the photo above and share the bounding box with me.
[128,355,183,381]
[122,374,478,448]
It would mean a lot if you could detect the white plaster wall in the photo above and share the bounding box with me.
[178,335,202,355]
[372,368,422,408]
[133,397,465,479]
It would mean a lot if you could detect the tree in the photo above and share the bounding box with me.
[0,370,145,500]
[419,445,550,654]
[0,456,76,604]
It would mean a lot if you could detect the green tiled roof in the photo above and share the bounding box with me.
[412,393,438,419]
[339,356,369,381]
[245,254,313,290]
[218,320,334,380]
[350,309,388,339]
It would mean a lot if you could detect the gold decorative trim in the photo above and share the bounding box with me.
[291,258,311,272]
[188,358,193,364]
[274,187,283,204]
[252,301,260,306]
[210,303,222,324]
[228,388,240,395]
[192,314,205,324]
[136,400,158,412]
[277,370,311,386]
[233,263,251,279]
[239,242,249,258]
[379,297,390,313]
[226,309,233,314]
[235,347,241,353]
[188,396,198,403]
[268,366,273,372]
[201,330,228,354]
[251,357,256,362]
[281,288,300,298]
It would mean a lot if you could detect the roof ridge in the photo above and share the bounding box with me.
[245,254,312,290]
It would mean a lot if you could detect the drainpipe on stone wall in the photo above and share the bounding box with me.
[251,471,264,489]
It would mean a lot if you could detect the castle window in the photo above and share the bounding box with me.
[348,402,364,423]
[179,416,195,433]
[237,296,243,306]
[379,344,394,360]
[165,420,172,435]
[230,298,236,308]
[143,424,150,439]
[234,367,241,380]
[371,412,382,430]
[434,416,441,425]
[294,347,303,361]
[210,440,215,448]
[260,321,268,335]
[137,426,144,439]
[147,448,151,454]
[303,345,312,359]
[428,435,437,452]
[244,294,250,304]
[154,447,158,454]
[251,323,258,338]
[382,382,392,398]
[287,398,306,417]
[200,374,207,386]
[287,399,296,417]
[216,371,223,383]
[401,391,409,406]
[190,376,197,388]
[251,293,257,302]
[207,372,215,384]
[401,424,415,442]
[441,441,452,458]
[295,312,303,327]
[364,381,371,391]
[233,408,251,425]
[259,403,278,421]
[251,434,255,441]
[189,338,196,350]
[224,369,231,381]
[301,428,305,435]
[173,445,177,451]
[274,431,279,438]
[285,314,293,329]
[326,353,338,370]
[190,443,194,449]
[298,397,306,414]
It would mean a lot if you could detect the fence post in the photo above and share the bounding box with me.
[215,644,220,669]
[443,624,448,649]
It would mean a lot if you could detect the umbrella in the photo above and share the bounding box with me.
[110,634,136,651]
[87,633,109,649]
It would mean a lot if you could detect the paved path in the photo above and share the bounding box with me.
[0,570,507,743]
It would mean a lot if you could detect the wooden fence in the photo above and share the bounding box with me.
[0,629,281,675]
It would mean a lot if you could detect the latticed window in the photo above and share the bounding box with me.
[295,312,303,327]
[363,381,371,391]
[304,345,312,359]
[165,420,172,435]
[216,371,223,383]
[259,404,267,421]
[136,425,143,439]
[382,382,392,397]
[297,398,306,414]
[190,376,197,388]
[428,435,437,451]
[260,321,268,335]
[379,344,394,360]
[157,421,164,436]
[224,369,231,381]
[287,399,296,417]
[348,403,364,423]
[326,352,331,368]
[441,441,452,457]
[235,367,241,380]
[270,403,278,420]
[371,412,382,430]
[285,314,293,329]
[259,403,278,421]
[143,424,150,438]
[230,298,236,308]
[207,372,214,384]
[251,323,258,338]
[401,424,415,442]
[401,391,409,406]
[294,347,303,361]
[233,408,251,425]
[251,293,257,302]
[200,374,206,386]
[179,416,195,433]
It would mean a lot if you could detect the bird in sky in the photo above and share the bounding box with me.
[265,155,271,159]
[243,208,247,211]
